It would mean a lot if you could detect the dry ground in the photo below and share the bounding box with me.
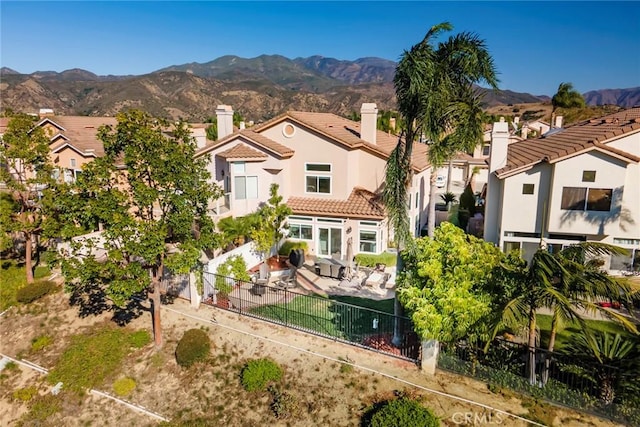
[0,287,626,427]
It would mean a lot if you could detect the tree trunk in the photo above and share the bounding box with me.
[392,251,404,347]
[25,232,34,284]
[527,308,538,385]
[446,160,453,193]
[150,266,163,349]
[541,312,559,385]
[427,170,438,237]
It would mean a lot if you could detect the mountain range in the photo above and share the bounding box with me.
[1,55,638,121]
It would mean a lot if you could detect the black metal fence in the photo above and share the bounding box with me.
[202,272,421,362]
[438,339,640,426]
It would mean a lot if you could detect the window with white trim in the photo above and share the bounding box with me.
[289,223,313,240]
[234,176,258,200]
[305,163,331,194]
[359,230,377,253]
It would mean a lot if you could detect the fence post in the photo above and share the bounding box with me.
[421,339,439,375]
[189,272,200,309]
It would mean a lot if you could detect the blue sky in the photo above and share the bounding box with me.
[1,1,639,96]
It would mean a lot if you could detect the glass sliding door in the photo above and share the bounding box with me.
[318,227,342,257]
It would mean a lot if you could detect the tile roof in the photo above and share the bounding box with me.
[40,116,118,157]
[287,187,385,220]
[255,111,431,172]
[195,129,294,158]
[496,108,640,178]
[217,143,268,160]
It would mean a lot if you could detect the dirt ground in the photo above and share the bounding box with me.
[0,287,626,427]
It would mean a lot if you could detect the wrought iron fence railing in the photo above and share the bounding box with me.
[202,272,420,362]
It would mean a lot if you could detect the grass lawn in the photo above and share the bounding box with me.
[248,295,397,342]
[536,313,636,350]
[0,260,51,311]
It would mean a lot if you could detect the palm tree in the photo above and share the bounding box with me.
[384,22,498,347]
[562,332,640,405]
[550,82,585,128]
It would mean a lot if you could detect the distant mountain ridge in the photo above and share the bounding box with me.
[1,55,638,121]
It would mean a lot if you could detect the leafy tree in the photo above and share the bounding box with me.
[551,82,585,127]
[0,114,56,282]
[397,222,503,344]
[383,23,497,347]
[249,183,291,268]
[60,110,222,348]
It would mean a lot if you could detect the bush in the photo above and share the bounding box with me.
[215,255,251,295]
[16,280,56,304]
[31,335,53,352]
[12,385,38,402]
[278,240,308,256]
[241,358,283,392]
[269,385,299,419]
[129,330,151,348]
[113,377,136,397]
[354,252,397,268]
[366,398,440,427]
[175,329,211,368]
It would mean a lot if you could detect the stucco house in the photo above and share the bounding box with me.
[484,108,640,272]
[195,103,432,258]
[0,111,117,184]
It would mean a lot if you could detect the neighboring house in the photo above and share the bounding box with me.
[0,111,117,184]
[484,108,640,272]
[195,103,432,258]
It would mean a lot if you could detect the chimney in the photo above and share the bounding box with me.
[555,115,563,128]
[216,105,234,140]
[521,124,529,140]
[39,108,54,118]
[360,103,378,144]
[489,117,509,173]
[191,127,207,149]
[239,121,246,130]
[389,117,396,132]
[514,116,520,126]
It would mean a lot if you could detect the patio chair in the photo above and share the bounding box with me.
[251,277,268,296]
[274,273,296,289]
[318,262,332,277]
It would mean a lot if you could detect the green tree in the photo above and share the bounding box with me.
[398,222,503,344]
[383,22,498,347]
[551,82,585,127]
[0,114,56,283]
[249,183,291,269]
[561,332,640,405]
[205,111,245,141]
[60,110,222,348]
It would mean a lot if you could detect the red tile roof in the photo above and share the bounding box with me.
[254,111,431,172]
[195,129,294,158]
[217,143,268,160]
[496,108,640,178]
[39,116,118,157]
[287,187,385,220]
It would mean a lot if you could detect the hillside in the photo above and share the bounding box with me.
[1,55,637,121]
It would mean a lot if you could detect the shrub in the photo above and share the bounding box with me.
[366,398,440,427]
[18,394,61,424]
[12,385,38,402]
[175,329,211,368]
[16,280,56,304]
[129,330,151,348]
[354,252,397,268]
[241,358,283,392]
[113,377,136,397]
[269,385,299,419]
[215,255,251,295]
[278,240,308,256]
[31,335,53,352]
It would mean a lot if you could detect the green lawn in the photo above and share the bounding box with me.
[536,313,635,349]
[0,260,51,311]
[248,295,397,341]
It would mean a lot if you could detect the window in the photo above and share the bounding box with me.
[234,176,258,200]
[232,162,246,174]
[582,170,596,182]
[561,187,612,211]
[283,123,296,138]
[70,158,76,168]
[561,187,587,210]
[305,163,331,194]
[586,188,612,211]
[415,192,419,208]
[359,230,377,253]
[289,223,313,240]
[522,184,534,195]
[503,241,521,253]
[482,145,490,156]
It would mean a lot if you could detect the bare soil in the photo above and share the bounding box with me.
[0,286,625,427]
